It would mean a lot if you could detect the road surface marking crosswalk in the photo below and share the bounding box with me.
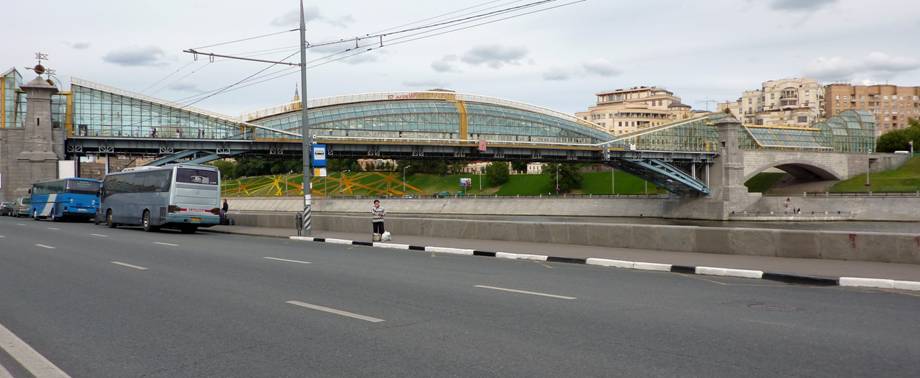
[111,261,148,271]
[90,234,108,238]
[0,361,12,378]
[35,244,55,250]
[0,321,71,378]
[286,301,384,323]
[474,285,576,300]
[153,242,179,247]
[264,257,312,265]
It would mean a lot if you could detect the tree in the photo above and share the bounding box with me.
[545,163,583,193]
[511,161,528,174]
[485,162,510,186]
[877,120,920,153]
[210,159,237,179]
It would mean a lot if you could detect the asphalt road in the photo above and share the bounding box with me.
[1,216,919,377]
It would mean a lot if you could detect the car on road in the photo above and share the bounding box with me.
[0,201,15,216]
[15,196,31,217]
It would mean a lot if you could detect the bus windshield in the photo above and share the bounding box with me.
[67,180,101,194]
[176,168,218,185]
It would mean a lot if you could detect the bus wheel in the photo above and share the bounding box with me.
[142,210,158,232]
[49,212,57,222]
[180,225,197,234]
[106,210,117,229]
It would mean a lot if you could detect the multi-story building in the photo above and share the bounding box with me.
[824,84,920,136]
[576,86,693,135]
[722,78,824,127]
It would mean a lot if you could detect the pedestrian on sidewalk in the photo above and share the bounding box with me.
[372,199,386,241]
[221,199,230,225]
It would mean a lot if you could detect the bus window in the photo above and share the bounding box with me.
[67,180,101,195]
[176,168,218,185]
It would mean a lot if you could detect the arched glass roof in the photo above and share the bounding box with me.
[246,91,612,144]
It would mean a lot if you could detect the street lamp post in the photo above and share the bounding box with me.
[865,148,872,193]
[611,166,616,195]
[298,0,313,236]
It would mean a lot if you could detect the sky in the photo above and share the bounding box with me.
[4,0,920,116]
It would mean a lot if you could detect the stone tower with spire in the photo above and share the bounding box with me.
[0,56,63,200]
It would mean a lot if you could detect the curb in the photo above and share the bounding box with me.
[289,236,920,292]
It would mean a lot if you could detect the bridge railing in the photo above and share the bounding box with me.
[766,192,920,198]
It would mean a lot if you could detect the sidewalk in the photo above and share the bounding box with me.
[205,225,920,282]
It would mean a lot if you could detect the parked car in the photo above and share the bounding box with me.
[0,201,15,216]
[15,196,31,217]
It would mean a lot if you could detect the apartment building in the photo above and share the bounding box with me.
[576,86,693,135]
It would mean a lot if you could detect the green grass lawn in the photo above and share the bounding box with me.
[580,171,661,195]
[744,172,787,193]
[831,157,920,193]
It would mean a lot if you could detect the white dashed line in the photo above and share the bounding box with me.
[111,261,148,271]
[286,301,384,323]
[16,224,25,226]
[264,257,312,265]
[47,227,60,231]
[0,321,71,377]
[90,234,108,238]
[153,242,179,247]
[474,285,576,300]
[0,235,5,238]
[34,244,55,250]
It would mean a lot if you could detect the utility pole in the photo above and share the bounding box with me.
[611,166,615,195]
[299,0,313,236]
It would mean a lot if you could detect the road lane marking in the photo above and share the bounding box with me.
[35,244,55,250]
[0,321,71,378]
[47,227,60,231]
[0,235,5,238]
[153,242,179,247]
[286,301,384,323]
[90,234,108,238]
[474,285,576,300]
[15,224,25,226]
[264,257,312,265]
[0,361,12,378]
[111,261,148,271]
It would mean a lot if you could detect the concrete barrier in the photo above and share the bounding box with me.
[227,211,920,264]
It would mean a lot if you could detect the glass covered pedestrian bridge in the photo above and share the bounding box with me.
[244,91,613,146]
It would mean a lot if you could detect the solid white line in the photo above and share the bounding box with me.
[153,242,178,247]
[286,301,384,323]
[34,244,55,250]
[47,227,60,231]
[90,234,108,238]
[111,261,148,271]
[0,321,71,378]
[474,285,576,300]
[264,257,312,265]
[0,361,12,378]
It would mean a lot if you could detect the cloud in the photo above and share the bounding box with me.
[431,55,461,73]
[271,7,353,28]
[541,58,622,81]
[769,0,837,12]
[461,45,529,69]
[805,52,920,81]
[582,58,621,77]
[403,80,448,89]
[64,41,91,50]
[103,46,165,67]
[344,53,378,65]
[167,82,204,93]
[543,67,571,81]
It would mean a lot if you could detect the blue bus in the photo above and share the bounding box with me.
[30,178,102,221]
[101,164,221,233]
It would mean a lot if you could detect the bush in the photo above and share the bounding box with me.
[485,162,510,186]
[545,163,583,193]
[877,118,920,153]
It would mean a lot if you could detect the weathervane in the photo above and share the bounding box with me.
[26,52,55,78]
